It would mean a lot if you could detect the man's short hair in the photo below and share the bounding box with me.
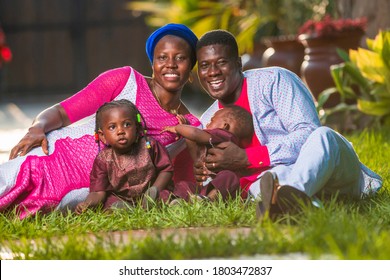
[196,29,239,58]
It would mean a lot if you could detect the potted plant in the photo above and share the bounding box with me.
[127,0,336,65]
[298,15,367,39]
[261,34,304,77]
[298,15,367,107]
[317,29,390,130]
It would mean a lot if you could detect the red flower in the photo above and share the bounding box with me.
[0,46,12,62]
[0,28,12,63]
[298,15,367,38]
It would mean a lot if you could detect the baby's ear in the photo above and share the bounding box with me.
[223,123,230,131]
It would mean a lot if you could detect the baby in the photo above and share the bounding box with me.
[163,105,254,201]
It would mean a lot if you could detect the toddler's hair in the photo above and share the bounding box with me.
[94,99,149,151]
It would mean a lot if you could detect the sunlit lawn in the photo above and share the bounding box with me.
[0,128,389,260]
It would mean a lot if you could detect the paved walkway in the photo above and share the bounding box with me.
[0,100,57,163]
[0,226,325,260]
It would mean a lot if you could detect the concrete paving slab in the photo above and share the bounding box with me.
[0,100,56,163]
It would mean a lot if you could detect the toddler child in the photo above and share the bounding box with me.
[75,99,173,214]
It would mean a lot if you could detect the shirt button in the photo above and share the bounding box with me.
[259,161,263,165]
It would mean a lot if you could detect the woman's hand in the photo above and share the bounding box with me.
[161,126,177,134]
[9,126,48,159]
[8,104,71,160]
[204,142,250,172]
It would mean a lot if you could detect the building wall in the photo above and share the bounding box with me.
[0,0,152,100]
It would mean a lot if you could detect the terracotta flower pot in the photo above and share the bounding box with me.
[299,30,364,107]
[261,35,305,77]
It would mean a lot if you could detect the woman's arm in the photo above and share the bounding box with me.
[9,67,131,160]
[9,104,70,159]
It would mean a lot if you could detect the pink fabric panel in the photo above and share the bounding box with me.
[133,71,199,185]
[0,135,96,218]
[133,69,200,146]
[60,66,131,123]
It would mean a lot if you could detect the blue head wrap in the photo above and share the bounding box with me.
[145,23,198,68]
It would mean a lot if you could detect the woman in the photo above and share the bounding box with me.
[0,23,200,218]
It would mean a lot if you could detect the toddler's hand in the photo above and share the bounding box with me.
[161,126,181,140]
[161,126,176,134]
[75,202,89,215]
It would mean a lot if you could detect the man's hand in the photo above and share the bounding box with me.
[194,159,208,185]
[204,142,250,172]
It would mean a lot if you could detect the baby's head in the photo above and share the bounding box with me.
[207,105,254,147]
[95,99,146,152]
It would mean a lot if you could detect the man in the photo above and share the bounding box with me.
[195,29,382,220]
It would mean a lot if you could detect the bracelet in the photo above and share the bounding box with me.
[208,137,215,148]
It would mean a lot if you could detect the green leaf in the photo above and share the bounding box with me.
[336,48,350,62]
[317,87,338,109]
[191,16,218,38]
[357,98,390,116]
[220,9,232,30]
[382,31,390,70]
[325,102,356,116]
[354,48,386,84]
[342,62,372,98]
[371,84,390,99]
[330,64,344,90]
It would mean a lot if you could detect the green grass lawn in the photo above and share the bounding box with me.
[1,128,389,260]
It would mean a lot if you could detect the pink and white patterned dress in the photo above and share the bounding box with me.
[0,66,200,218]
